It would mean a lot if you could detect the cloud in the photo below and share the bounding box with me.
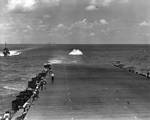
[102,0,114,6]
[51,19,109,35]
[81,18,88,24]
[101,0,129,6]
[41,0,60,6]
[90,32,95,36]
[119,0,129,3]
[7,0,36,11]
[52,23,69,33]
[7,0,60,12]
[43,14,51,19]
[100,19,108,24]
[139,21,150,26]
[85,5,98,11]
[69,18,93,30]
[57,24,65,28]
[88,0,129,7]
[50,19,109,39]
[0,23,13,30]
[26,25,33,30]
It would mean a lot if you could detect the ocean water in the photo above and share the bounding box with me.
[0,44,150,97]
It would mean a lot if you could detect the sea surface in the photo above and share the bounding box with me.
[0,44,150,112]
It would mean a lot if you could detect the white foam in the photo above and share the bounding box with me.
[48,59,63,64]
[69,49,83,55]
[0,50,21,57]
[9,50,21,56]
[48,56,79,65]
[3,84,26,91]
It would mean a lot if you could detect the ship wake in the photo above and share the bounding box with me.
[0,50,22,57]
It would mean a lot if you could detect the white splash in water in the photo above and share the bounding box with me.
[48,56,79,65]
[0,50,21,57]
[3,84,26,91]
[48,59,63,64]
[69,49,83,55]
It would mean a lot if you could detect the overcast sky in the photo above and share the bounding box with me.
[0,0,150,44]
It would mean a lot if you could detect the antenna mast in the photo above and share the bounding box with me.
[5,41,6,48]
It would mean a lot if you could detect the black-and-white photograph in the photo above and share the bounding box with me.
[0,0,150,120]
